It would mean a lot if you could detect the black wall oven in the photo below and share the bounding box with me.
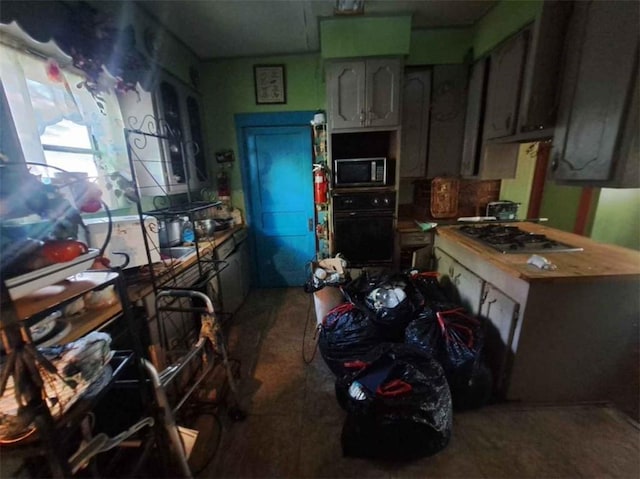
[333,191,396,266]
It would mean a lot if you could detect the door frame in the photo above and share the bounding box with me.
[234,111,316,286]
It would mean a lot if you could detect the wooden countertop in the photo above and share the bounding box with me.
[436,222,640,282]
[127,225,243,301]
[3,226,244,347]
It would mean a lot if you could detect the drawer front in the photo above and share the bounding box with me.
[215,238,236,260]
[400,231,434,247]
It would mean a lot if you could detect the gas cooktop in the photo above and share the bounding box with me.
[458,224,584,254]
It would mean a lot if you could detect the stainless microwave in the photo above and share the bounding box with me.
[333,157,388,187]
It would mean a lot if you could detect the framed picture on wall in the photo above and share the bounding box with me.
[253,64,286,104]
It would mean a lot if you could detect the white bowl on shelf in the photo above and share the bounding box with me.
[5,249,100,300]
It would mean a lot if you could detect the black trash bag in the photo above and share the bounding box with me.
[408,271,452,305]
[404,308,441,358]
[343,272,419,340]
[448,358,493,411]
[405,306,492,410]
[407,271,464,315]
[318,302,385,376]
[335,343,452,460]
[438,308,482,372]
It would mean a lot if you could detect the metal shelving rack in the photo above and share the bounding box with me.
[0,161,151,476]
[312,119,332,260]
[123,114,237,414]
[125,116,243,444]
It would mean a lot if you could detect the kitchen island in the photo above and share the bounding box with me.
[434,223,640,419]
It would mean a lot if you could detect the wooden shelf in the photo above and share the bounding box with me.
[12,271,119,321]
[63,302,123,344]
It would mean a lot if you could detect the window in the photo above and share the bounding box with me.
[0,40,131,209]
[39,119,98,178]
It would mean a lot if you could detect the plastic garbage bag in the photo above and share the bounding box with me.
[405,306,492,410]
[335,343,452,460]
[318,303,385,376]
[343,272,418,340]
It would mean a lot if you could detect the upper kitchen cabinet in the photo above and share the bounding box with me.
[155,75,210,190]
[518,0,573,134]
[482,1,572,143]
[483,29,528,141]
[427,64,467,178]
[120,72,209,196]
[399,70,431,178]
[326,58,402,130]
[550,1,639,187]
[461,58,520,179]
[155,79,190,194]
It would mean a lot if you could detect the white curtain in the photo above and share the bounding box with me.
[0,41,132,207]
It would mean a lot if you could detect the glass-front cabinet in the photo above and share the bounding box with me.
[155,75,210,193]
[120,73,210,196]
[157,80,189,191]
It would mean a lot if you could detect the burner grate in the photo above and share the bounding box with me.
[458,224,584,254]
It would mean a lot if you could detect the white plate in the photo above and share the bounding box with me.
[5,249,100,300]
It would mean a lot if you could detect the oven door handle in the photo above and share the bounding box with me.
[334,211,395,218]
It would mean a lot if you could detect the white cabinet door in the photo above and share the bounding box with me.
[435,247,484,315]
[327,58,401,130]
[365,58,402,128]
[327,61,367,129]
[480,283,520,395]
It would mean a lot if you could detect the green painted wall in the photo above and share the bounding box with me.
[407,28,473,65]
[472,0,542,58]
[200,54,325,213]
[320,16,412,58]
[499,143,538,218]
[590,189,640,250]
[539,182,583,232]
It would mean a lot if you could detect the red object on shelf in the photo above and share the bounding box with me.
[314,167,328,204]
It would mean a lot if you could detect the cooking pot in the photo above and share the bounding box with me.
[194,219,216,239]
[158,217,182,247]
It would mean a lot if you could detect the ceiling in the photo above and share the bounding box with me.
[134,0,496,60]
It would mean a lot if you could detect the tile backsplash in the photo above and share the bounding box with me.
[405,178,501,219]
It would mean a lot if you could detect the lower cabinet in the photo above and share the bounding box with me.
[434,234,638,419]
[479,283,519,395]
[435,247,521,396]
[216,236,251,315]
[435,247,484,315]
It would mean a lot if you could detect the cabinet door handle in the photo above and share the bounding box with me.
[368,109,376,124]
[308,218,314,232]
[551,153,559,172]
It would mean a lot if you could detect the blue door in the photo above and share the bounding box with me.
[243,125,315,287]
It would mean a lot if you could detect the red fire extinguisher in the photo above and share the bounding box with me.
[313,164,328,204]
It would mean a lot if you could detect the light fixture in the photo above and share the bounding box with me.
[335,0,365,15]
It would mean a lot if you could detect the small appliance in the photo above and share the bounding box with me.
[84,215,161,268]
[333,157,388,188]
[486,201,520,220]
